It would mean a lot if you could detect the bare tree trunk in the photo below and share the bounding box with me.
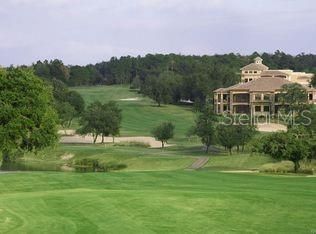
[161,141,164,149]
[112,136,115,143]
[93,134,98,144]
[1,151,10,164]
[294,161,300,173]
[1,151,11,170]
[101,134,104,144]
[67,118,73,128]
[205,145,209,153]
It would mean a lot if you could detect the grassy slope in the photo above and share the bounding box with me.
[0,171,315,233]
[72,85,195,138]
[18,144,274,172]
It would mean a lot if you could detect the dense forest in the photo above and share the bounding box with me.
[30,51,316,104]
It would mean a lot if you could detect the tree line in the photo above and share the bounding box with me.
[30,51,316,106]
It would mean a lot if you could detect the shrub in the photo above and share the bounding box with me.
[259,161,294,173]
[73,159,127,172]
[74,158,102,172]
[260,161,315,175]
[106,162,127,171]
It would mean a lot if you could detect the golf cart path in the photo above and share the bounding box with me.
[187,157,209,169]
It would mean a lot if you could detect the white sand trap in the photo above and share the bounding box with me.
[220,170,259,173]
[58,129,76,136]
[60,135,172,148]
[257,123,287,132]
[61,153,74,160]
[119,97,141,101]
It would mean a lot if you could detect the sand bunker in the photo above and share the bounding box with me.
[119,97,140,101]
[61,154,74,160]
[60,135,171,148]
[256,123,287,132]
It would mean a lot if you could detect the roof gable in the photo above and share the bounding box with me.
[240,63,269,71]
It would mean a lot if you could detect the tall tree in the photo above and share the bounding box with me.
[259,132,310,173]
[194,106,217,153]
[78,101,121,144]
[151,122,175,148]
[280,83,309,126]
[0,68,59,164]
[216,124,239,155]
[144,74,171,106]
[235,124,257,152]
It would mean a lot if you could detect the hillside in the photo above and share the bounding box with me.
[72,85,195,138]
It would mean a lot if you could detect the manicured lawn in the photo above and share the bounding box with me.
[72,85,195,138]
[0,171,315,233]
[204,154,276,170]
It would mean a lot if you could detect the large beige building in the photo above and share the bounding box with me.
[214,57,316,115]
[241,57,314,86]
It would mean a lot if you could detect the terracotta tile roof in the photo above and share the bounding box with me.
[214,77,316,93]
[260,70,288,77]
[214,77,291,92]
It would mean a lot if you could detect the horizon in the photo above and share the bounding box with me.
[1,0,315,66]
[2,51,316,67]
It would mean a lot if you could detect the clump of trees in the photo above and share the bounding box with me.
[193,106,217,153]
[78,101,122,143]
[256,130,313,173]
[73,158,127,172]
[51,79,85,130]
[191,107,257,154]
[279,83,309,126]
[151,122,175,148]
[0,68,59,165]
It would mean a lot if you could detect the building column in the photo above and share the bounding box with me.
[220,93,224,113]
[271,94,275,115]
[229,92,234,114]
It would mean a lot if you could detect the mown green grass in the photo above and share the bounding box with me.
[0,171,315,233]
[72,85,195,138]
[204,154,276,170]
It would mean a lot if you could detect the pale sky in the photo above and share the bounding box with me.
[0,0,315,66]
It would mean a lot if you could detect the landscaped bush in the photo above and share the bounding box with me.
[260,161,315,174]
[298,168,314,175]
[73,158,101,172]
[73,158,127,172]
[259,161,294,173]
[106,162,127,171]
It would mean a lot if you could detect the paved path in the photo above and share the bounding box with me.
[187,157,209,170]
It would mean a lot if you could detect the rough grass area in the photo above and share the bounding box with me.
[204,154,275,170]
[71,85,195,138]
[0,171,315,233]
[260,160,316,174]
